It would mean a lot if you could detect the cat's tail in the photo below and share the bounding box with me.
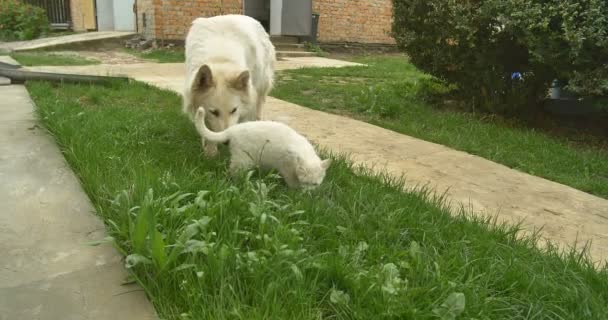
[195,107,229,143]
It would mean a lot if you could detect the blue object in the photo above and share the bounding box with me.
[511,72,523,80]
[550,79,561,99]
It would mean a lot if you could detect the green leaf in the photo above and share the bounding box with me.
[131,207,150,254]
[433,292,466,320]
[125,254,152,269]
[84,236,114,246]
[290,263,303,281]
[131,189,155,254]
[329,288,350,305]
[172,263,196,272]
[409,241,421,260]
[182,239,210,254]
[151,229,167,269]
[170,192,193,207]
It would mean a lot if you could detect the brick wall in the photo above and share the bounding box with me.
[146,0,242,40]
[313,0,394,44]
[139,0,393,44]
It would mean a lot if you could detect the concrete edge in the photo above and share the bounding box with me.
[13,33,136,53]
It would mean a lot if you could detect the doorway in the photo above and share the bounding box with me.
[95,0,135,31]
[244,0,312,36]
[243,0,270,32]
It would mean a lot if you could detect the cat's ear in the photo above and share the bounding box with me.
[193,64,214,91]
[231,70,250,91]
[320,159,332,170]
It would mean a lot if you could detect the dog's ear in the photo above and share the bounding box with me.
[231,70,250,91]
[193,64,214,91]
[320,159,332,170]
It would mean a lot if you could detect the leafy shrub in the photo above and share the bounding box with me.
[303,41,328,57]
[392,0,608,114]
[0,0,49,41]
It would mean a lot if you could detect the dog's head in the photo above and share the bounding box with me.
[296,158,332,189]
[189,64,255,132]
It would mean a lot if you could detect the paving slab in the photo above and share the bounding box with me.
[0,31,135,52]
[0,85,157,319]
[263,99,608,263]
[0,263,155,320]
[0,55,20,66]
[23,60,608,264]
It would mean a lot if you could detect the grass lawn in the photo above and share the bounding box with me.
[126,48,185,63]
[27,80,608,319]
[272,55,608,199]
[10,51,99,66]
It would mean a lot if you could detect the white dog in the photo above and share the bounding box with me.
[183,14,276,156]
[195,107,331,189]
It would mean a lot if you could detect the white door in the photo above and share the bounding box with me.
[269,0,282,35]
[95,0,114,31]
[112,0,135,31]
[281,0,311,36]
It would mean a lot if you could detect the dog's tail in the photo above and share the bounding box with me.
[195,107,230,143]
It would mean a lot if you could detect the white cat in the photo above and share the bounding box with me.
[194,107,331,189]
[183,14,276,156]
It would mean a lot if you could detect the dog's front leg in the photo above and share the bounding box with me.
[194,109,219,157]
[255,96,265,120]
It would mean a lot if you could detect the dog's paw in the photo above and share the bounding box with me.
[204,144,219,157]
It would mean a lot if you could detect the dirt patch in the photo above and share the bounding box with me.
[319,76,368,85]
[326,52,404,62]
[74,50,145,64]
[25,50,146,65]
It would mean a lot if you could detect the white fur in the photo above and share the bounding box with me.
[195,107,331,189]
[183,14,276,156]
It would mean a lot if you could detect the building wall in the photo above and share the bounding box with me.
[313,0,394,44]
[151,0,242,40]
[139,0,393,44]
[137,0,156,39]
[70,0,96,31]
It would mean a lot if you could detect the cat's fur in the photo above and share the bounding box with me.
[183,14,276,156]
[195,107,331,189]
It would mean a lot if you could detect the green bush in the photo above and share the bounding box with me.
[392,0,608,114]
[0,0,49,41]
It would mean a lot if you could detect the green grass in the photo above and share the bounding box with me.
[272,55,608,199]
[127,48,185,63]
[10,51,99,66]
[27,80,608,319]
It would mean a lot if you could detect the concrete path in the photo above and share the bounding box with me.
[26,59,608,264]
[0,31,134,52]
[25,57,362,90]
[0,55,20,66]
[0,85,157,319]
